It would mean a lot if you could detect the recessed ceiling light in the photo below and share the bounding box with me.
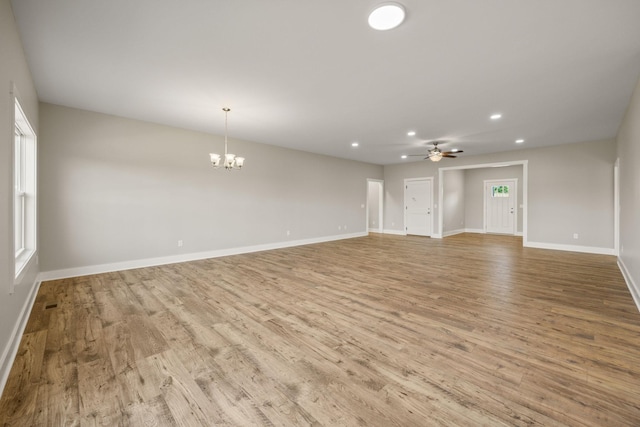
[490,113,502,120]
[368,3,406,31]
[407,131,416,136]
[351,142,359,147]
[401,155,407,159]
[515,139,524,143]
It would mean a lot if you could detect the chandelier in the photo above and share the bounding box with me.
[210,107,245,169]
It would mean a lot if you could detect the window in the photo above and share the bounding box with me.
[15,127,26,256]
[491,185,510,198]
[13,95,37,282]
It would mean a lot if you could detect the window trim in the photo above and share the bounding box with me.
[12,86,37,287]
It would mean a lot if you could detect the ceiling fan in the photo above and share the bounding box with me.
[408,141,463,162]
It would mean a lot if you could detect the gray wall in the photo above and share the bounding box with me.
[0,0,40,392]
[464,166,523,233]
[442,169,465,234]
[39,103,383,272]
[617,74,640,299]
[384,139,616,250]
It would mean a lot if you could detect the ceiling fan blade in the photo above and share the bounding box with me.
[442,154,457,158]
[442,150,463,155]
[407,154,429,156]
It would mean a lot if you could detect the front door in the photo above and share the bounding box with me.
[485,179,517,235]
[405,179,432,236]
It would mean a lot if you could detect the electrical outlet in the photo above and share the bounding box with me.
[177,240,183,247]
[344,225,348,230]
[573,233,579,239]
[286,230,290,236]
[338,226,341,231]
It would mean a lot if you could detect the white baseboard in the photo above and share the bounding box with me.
[383,229,406,236]
[38,232,367,281]
[442,228,488,237]
[524,241,616,256]
[368,228,383,233]
[464,228,485,234]
[443,229,465,237]
[441,229,524,238]
[0,278,41,400]
[618,258,640,313]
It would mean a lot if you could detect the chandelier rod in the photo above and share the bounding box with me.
[223,107,230,155]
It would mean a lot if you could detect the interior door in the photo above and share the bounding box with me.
[367,180,383,233]
[485,179,516,234]
[405,179,432,236]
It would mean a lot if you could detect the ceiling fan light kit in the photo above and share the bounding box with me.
[430,151,443,162]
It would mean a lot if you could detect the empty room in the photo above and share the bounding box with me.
[2,1,640,425]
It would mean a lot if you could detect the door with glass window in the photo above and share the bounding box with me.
[485,179,516,234]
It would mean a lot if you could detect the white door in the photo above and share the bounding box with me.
[367,180,384,233]
[485,179,517,234]
[405,179,432,236]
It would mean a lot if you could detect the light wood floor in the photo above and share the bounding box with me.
[1,233,640,426]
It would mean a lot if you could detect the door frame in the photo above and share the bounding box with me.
[404,177,434,237]
[438,160,528,244]
[366,179,384,233]
[483,178,518,235]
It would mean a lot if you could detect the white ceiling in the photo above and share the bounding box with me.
[11,0,640,165]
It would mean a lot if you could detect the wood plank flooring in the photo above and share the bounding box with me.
[1,233,640,426]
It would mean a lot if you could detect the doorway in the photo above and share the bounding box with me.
[404,178,433,236]
[367,179,384,233]
[484,179,517,235]
[438,160,528,243]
